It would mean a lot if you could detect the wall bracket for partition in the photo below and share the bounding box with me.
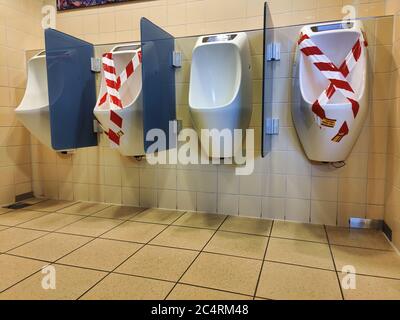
[266,42,281,61]
[91,57,102,73]
[172,51,182,68]
[265,118,280,135]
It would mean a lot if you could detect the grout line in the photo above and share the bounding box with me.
[252,220,274,300]
[75,210,187,300]
[21,199,81,213]
[175,282,255,300]
[329,243,395,253]
[263,259,336,273]
[325,225,345,300]
[0,211,55,228]
[164,215,229,300]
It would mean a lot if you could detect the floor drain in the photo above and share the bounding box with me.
[3,203,33,210]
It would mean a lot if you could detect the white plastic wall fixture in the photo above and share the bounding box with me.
[292,20,369,162]
[189,32,253,159]
[94,44,145,157]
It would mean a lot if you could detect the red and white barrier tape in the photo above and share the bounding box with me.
[298,32,367,143]
[98,50,142,146]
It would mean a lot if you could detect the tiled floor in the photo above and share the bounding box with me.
[0,199,399,300]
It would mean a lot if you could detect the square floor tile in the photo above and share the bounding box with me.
[59,239,142,271]
[27,200,76,212]
[167,284,252,300]
[102,220,167,243]
[116,245,197,282]
[0,264,106,300]
[132,209,184,225]
[0,210,49,227]
[173,212,226,230]
[204,231,268,260]
[332,246,400,279]
[18,213,84,232]
[57,202,111,216]
[338,273,400,300]
[81,274,174,300]
[0,255,47,292]
[92,206,145,220]
[266,238,334,270]
[220,216,272,236]
[181,253,262,296]
[150,226,215,251]
[0,228,47,252]
[256,262,342,300]
[57,217,122,237]
[326,227,393,251]
[271,221,328,243]
[10,233,92,262]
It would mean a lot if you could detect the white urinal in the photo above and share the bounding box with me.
[94,44,144,157]
[189,33,252,159]
[15,51,52,148]
[292,20,368,162]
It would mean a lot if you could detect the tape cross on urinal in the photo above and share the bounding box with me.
[298,32,367,143]
[98,51,142,146]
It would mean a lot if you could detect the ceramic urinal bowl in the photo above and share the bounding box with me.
[15,52,51,148]
[94,44,144,157]
[292,20,368,162]
[189,33,252,159]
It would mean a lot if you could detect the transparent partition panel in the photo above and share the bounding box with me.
[141,18,177,153]
[262,2,273,157]
[45,29,97,151]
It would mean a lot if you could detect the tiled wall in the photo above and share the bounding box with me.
[384,0,400,248]
[0,0,44,205]
[42,0,387,44]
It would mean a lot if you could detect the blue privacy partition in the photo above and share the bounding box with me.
[140,18,177,152]
[45,29,97,151]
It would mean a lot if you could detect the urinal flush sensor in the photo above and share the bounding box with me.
[292,20,369,162]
